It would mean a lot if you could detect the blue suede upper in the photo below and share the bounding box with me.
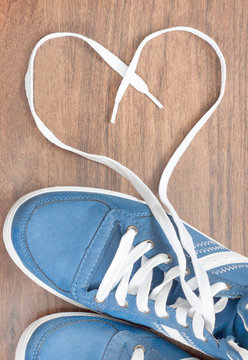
[11,189,248,360]
[24,314,194,360]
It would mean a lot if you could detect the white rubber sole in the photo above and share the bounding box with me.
[3,186,145,308]
[15,311,130,360]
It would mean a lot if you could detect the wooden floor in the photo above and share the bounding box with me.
[1,1,248,359]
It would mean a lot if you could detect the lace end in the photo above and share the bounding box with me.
[110,101,119,124]
[146,91,163,109]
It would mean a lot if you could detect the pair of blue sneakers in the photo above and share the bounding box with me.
[4,27,248,359]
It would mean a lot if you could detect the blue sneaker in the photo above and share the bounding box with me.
[16,312,198,360]
[7,26,248,360]
[4,187,248,360]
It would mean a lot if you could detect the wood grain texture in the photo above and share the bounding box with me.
[0,1,248,359]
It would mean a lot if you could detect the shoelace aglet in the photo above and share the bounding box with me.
[146,91,163,109]
[110,101,119,124]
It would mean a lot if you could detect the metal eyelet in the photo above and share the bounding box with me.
[166,254,173,264]
[185,267,190,276]
[134,344,145,352]
[146,239,154,249]
[202,337,208,343]
[224,284,232,291]
[127,225,138,234]
[159,313,170,320]
[119,300,129,308]
[182,323,189,329]
[245,304,248,310]
[94,295,105,304]
[142,308,151,314]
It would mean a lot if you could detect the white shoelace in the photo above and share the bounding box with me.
[25,27,227,340]
[131,345,145,360]
[96,227,228,341]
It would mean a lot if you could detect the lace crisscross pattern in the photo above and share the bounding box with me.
[95,226,228,341]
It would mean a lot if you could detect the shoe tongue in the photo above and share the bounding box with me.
[103,330,158,360]
[89,225,122,290]
[89,223,165,291]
